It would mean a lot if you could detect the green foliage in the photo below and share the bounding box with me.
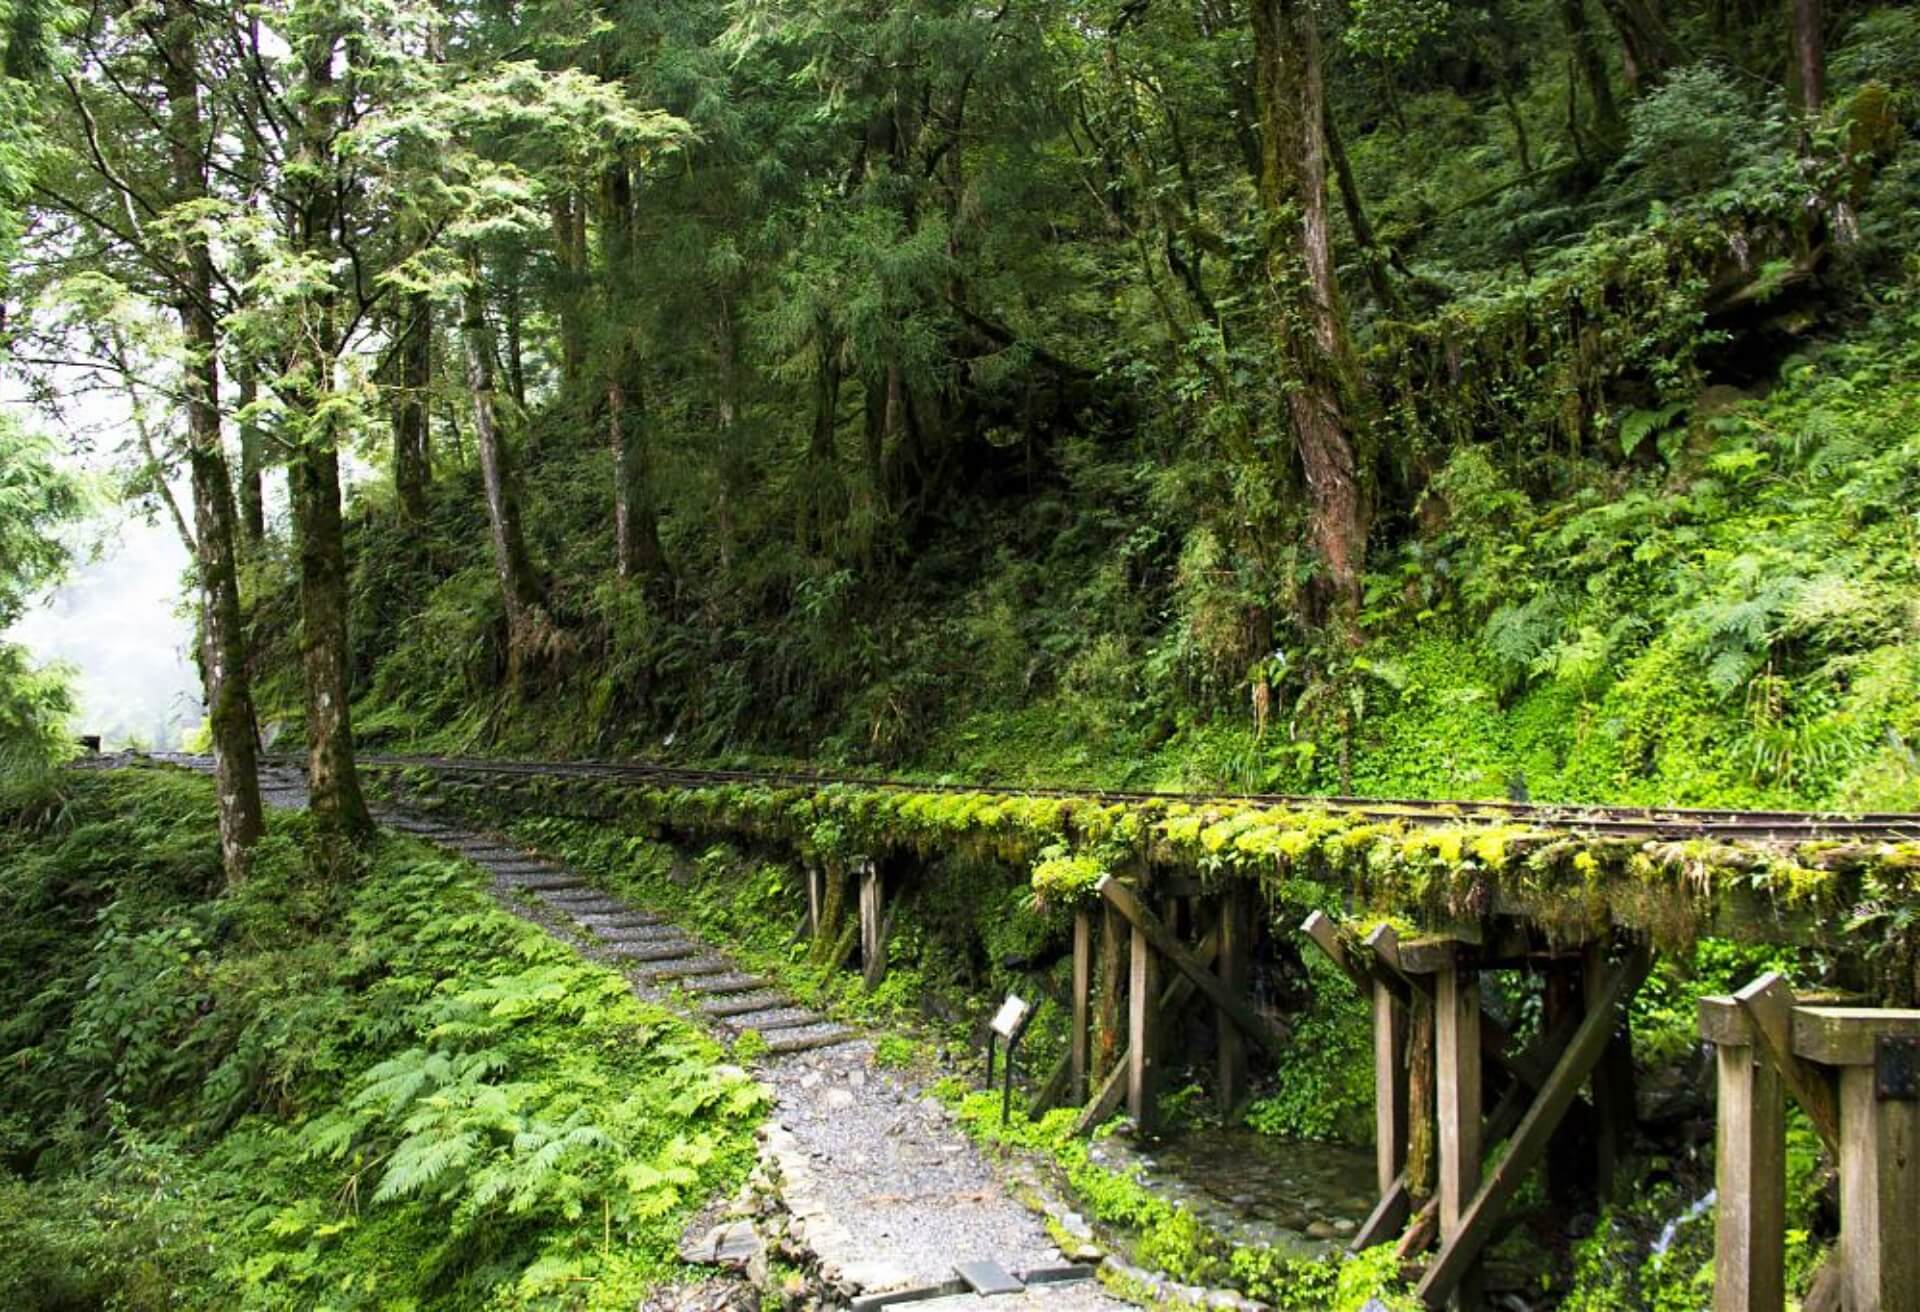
[0,769,766,1307]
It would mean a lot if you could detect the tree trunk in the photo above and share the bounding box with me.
[1788,0,1822,114]
[235,358,266,543]
[1597,0,1677,96]
[608,357,667,582]
[159,0,263,885]
[1249,0,1369,628]
[290,441,371,838]
[597,162,667,586]
[393,293,433,526]
[549,194,587,387]
[462,248,547,671]
[290,22,371,842]
[1563,0,1624,150]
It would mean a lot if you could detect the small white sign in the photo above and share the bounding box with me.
[990,995,1031,1039]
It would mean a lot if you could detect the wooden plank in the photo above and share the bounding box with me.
[1838,1064,1920,1312]
[1416,943,1653,1309]
[1712,1041,1785,1312]
[1029,1047,1073,1119]
[1353,1177,1411,1252]
[1071,908,1092,1106]
[1127,919,1160,1134]
[1736,974,1841,1156]
[859,860,887,989]
[1218,887,1251,1121]
[1792,1005,1920,1067]
[806,862,823,938]
[1434,950,1482,1309]
[1098,875,1291,1057]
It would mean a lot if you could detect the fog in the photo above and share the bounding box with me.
[7,505,204,750]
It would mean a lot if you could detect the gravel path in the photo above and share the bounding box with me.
[168,757,1120,1310]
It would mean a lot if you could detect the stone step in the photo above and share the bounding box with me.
[646,957,739,983]
[763,1025,860,1054]
[572,911,666,929]
[539,892,623,910]
[699,991,793,1018]
[721,1008,823,1034]
[585,922,680,942]
[609,940,704,963]
[497,874,585,892]
[677,972,767,996]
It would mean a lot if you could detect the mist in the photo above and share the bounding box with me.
[7,506,203,750]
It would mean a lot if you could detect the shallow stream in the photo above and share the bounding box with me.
[1089,1126,1378,1259]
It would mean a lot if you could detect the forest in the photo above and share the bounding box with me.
[2,0,1918,1305]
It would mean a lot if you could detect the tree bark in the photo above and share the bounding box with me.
[235,357,266,543]
[1249,0,1369,628]
[1597,0,1677,96]
[159,0,263,884]
[1563,0,1625,150]
[597,162,667,585]
[290,22,371,841]
[462,248,547,671]
[549,194,588,387]
[393,293,433,526]
[1788,0,1822,114]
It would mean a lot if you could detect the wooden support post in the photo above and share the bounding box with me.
[1217,885,1251,1122]
[1071,908,1093,1106]
[858,859,887,990]
[1076,929,1219,1136]
[806,862,824,938]
[1434,948,1483,1310]
[1417,943,1653,1309]
[1793,1007,1920,1312]
[1375,968,1409,1200]
[1128,917,1160,1135]
[1585,941,1635,1200]
[1094,904,1125,1083]
[1698,997,1785,1312]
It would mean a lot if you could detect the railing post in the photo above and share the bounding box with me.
[1070,908,1092,1105]
[1699,996,1785,1312]
[1128,915,1160,1135]
[1793,1006,1920,1312]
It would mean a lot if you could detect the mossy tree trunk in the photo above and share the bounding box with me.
[289,22,371,843]
[393,293,433,527]
[160,0,264,884]
[1249,0,1370,628]
[598,161,667,587]
[462,248,549,675]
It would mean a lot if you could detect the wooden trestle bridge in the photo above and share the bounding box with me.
[337,753,1920,1312]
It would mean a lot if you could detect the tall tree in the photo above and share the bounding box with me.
[284,11,371,839]
[1249,0,1369,626]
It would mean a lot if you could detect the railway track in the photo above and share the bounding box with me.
[237,751,1920,845]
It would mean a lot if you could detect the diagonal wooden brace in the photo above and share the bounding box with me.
[1415,942,1654,1308]
[1098,875,1291,1056]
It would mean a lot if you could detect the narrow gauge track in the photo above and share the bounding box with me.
[306,752,1920,845]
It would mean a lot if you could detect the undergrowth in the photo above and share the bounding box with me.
[0,767,766,1309]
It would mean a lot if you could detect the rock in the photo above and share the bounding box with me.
[800,1072,823,1091]
[1305,1220,1338,1240]
[679,1220,763,1270]
[1332,1218,1356,1235]
[823,1087,855,1110]
[847,1067,867,1089]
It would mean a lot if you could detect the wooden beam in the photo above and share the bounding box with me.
[1792,1005,1920,1067]
[1704,1005,1785,1312]
[806,862,823,938]
[1434,949,1482,1310]
[1302,909,1371,993]
[1128,918,1160,1134]
[1735,973,1841,1156]
[1093,903,1125,1084]
[1098,875,1291,1056]
[1416,943,1654,1308]
[1218,887,1251,1121]
[1071,908,1092,1106]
